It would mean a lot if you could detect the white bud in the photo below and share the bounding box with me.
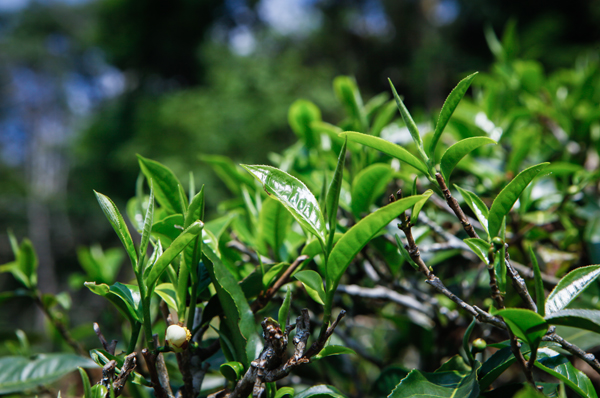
[165,325,191,352]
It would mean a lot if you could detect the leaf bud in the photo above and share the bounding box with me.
[472,338,487,352]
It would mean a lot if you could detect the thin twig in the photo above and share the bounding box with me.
[251,255,309,312]
[94,322,117,355]
[544,332,600,373]
[337,284,434,316]
[435,173,479,239]
[34,294,86,357]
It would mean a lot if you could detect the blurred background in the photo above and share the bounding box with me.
[0,0,599,353]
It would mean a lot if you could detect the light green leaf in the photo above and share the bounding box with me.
[258,198,292,261]
[294,270,326,305]
[274,387,295,398]
[288,99,321,147]
[351,163,393,217]
[138,184,154,267]
[145,221,204,289]
[263,262,287,289]
[326,139,346,256]
[154,283,178,311]
[388,362,480,398]
[0,354,97,394]
[242,164,327,249]
[278,287,292,327]
[151,214,184,245]
[463,238,490,265]
[371,101,397,137]
[84,282,141,324]
[388,79,423,151]
[429,72,478,157]
[94,191,138,267]
[488,163,549,238]
[327,194,428,294]
[534,348,598,398]
[411,189,433,224]
[546,265,600,315]
[495,308,548,351]
[545,309,600,334]
[295,385,346,398]
[185,185,205,228]
[220,361,245,382]
[137,155,185,215]
[341,132,428,174]
[396,234,419,271]
[454,185,489,237]
[440,137,496,182]
[200,154,256,195]
[313,345,356,361]
[78,367,92,398]
[334,76,367,133]
[529,247,546,317]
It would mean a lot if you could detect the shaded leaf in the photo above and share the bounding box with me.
[341,132,428,174]
[154,283,178,311]
[326,139,346,256]
[278,287,292,327]
[440,137,496,182]
[388,79,423,150]
[546,265,600,314]
[530,247,546,317]
[534,348,597,398]
[138,184,154,267]
[388,362,480,398]
[313,345,356,361]
[454,185,489,236]
[0,354,97,394]
[200,154,255,195]
[488,163,549,238]
[545,309,600,334]
[411,189,433,224]
[84,282,141,324]
[258,198,292,261]
[334,76,367,133]
[220,361,245,382]
[464,238,490,265]
[295,385,346,398]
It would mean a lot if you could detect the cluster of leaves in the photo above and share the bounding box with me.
[2,26,600,397]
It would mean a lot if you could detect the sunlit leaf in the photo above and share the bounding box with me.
[463,238,490,265]
[289,99,321,147]
[545,309,600,334]
[351,163,393,217]
[534,348,598,398]
[326,139,346,255]
[313,345,356,361]
[137,155,185,215]
[454,185,489,236]
[546,265,600,314]
[294,270,326,305]
[495,308,548,351]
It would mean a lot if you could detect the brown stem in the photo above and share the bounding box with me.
[544,332,600,374]
[506,328,536,389]
[435,173,479,239]
[34,294,86,357]
[94,322,117,355]
[251,255,308,312]
[142,348,173,398]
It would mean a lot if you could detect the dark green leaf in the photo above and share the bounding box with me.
[388,79,424,151]
[545,309,600,334]
[294,270,326,305]
[242,164,327,249]
[288,99,322,147]
[429,72,478,157]
[529,247,546,317]
[278,287,292,327]
[144,221,204,289]
[440,137,496,182]
[326,139,346,256]
[137,155,185,215]
[479,346,518,390]
[94,191,138,267]
[462,318,477,365]
[341,132,428,174]
[454,185,489,237]
[388,362,480,398]
[78,367,92,398]
[203,245,258,367]
[327,194,427,295]
[546,265,600,314]
[371,366,409,396]
[534,348,597,398]
[0,354,97,394]
[488,163,549,238]
[199,154,256,195]
[313,345,356,361]
[351,163,393,217]
[495,308,548,351]
[464,238,491,265]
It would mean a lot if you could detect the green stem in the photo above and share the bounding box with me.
[177,257,190,321]
[128,321,142,353]
[136,271,155,350]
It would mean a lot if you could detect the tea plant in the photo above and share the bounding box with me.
[2,32,600,397]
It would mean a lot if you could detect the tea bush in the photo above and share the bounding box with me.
[2,33,600,398]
